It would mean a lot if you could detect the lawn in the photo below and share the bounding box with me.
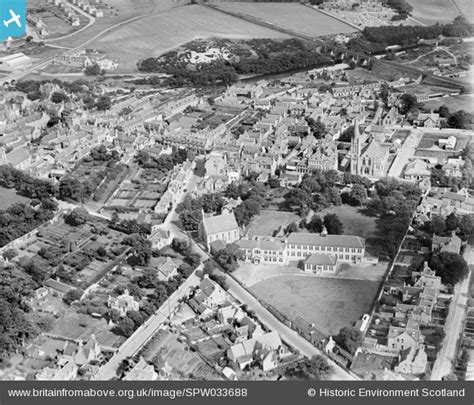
[216,2,356,36]
[315,205,377,239]
[50,310,113,342]
[245,210,300,238]
[88,4,290,72]
[250,275,379,336]
[407,0,462,25]
[0,187,31,210]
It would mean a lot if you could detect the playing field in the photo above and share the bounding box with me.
[250,275,378,336]
[216,2,356,36]
[423,94,474,114]
[88,4,289,72]
[407,0,463,25]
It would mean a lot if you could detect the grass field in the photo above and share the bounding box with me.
[422,94,474,114]
[407,0,463,25]
[250,275,378,336]
[216,2,356,36]
[245,210,299,238]
[88,4,289,72]
[0,187,31,210]
[315,205,377,240]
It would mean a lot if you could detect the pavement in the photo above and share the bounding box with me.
[387,128,423,178]
[430,242,473,380]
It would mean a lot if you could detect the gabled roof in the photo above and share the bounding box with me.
[201,213,239,236]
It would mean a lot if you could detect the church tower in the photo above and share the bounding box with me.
[350,118,361,175]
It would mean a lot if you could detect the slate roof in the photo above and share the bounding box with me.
[201,213,239,235]
[287,232,365,249]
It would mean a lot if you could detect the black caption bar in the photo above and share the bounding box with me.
[1,381,473,405]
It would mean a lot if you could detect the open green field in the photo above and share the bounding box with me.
[245,210,299,238]
[88,4,289,72]
[216,2,356,36]
[251,275,378,336]
[423,94,474,114]
[0,187,31,210]
[315,205,377,239]
[407,0,463,25]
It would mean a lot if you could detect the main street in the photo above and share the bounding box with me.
[430,239,474,380]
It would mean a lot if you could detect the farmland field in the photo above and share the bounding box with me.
[453,0,474,23]
[88,5,290,72]
[250,275,378,336]
[215,2,356,36]
[407,0,463,25]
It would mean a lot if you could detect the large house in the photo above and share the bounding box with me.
[198,213,240,250]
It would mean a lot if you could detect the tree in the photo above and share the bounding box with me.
[306,117,326,139]
[63,288,84,305]
[458,215,473,241]
[348,184,368,206]
[445,213,459,232]
[306,215,323,233]
[234,199,261,227]
[285,222,299,234]
[96,96,111,111]
[214,243,244,273]
[113,317,135,337]
[307,355,333,380]
[64,207,89,226]
[430,252,469,286]
[438,105,450,118]
[336,327,362,354]
[430,215,446,235]
[399,93,419,115]
[447,110,471,129]
[323,214,344,235]
[51,92,69,104]
[84,63,102,76]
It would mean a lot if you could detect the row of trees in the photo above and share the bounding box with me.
[427,212,473,241]
[348,17,474,54]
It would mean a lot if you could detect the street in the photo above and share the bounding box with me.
[387,128,423,178]
[430,241,473,380]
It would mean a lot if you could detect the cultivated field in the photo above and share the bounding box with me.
[88,5,289,72]
[215,2,356,36]
[250,275,378,336]
[453,0,473,23]
[0,187,31,210]
[407,0,463,25]
[245,210,299,238]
